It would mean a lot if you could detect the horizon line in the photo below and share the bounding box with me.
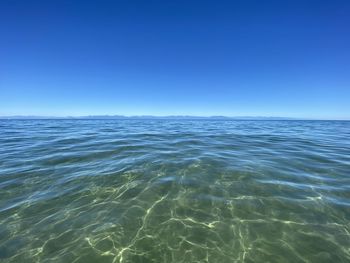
[0,115,349,121]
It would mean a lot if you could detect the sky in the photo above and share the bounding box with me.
[0,0,349,119]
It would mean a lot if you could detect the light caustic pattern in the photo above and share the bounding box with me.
[0,120,350,262]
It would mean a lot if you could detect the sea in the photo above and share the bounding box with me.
[0,119,349,262]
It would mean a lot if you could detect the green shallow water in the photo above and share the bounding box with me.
[0,120,349,262]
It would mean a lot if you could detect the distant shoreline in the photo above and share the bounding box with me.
[0,116,348,121]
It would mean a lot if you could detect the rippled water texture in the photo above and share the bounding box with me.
[0,120,350,262]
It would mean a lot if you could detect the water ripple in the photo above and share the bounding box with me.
[0,120,349,262]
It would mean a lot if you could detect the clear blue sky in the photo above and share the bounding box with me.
[1,0,349,119]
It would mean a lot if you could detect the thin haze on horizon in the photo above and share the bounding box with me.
[1,0,349,119]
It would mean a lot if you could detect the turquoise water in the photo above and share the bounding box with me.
[0,120,349,263]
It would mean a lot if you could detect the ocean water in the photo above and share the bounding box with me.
[0,119,349,263]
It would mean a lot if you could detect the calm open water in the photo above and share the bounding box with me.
[0,120,349,263]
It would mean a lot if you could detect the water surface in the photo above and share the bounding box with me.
[0,120,349,262]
